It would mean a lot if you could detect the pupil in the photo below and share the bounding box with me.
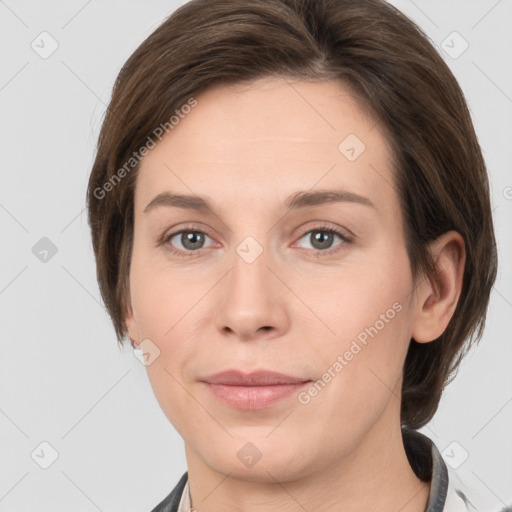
[183,231,204,250]
[312,231,332,250]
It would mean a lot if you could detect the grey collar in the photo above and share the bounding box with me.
[403,428,449,512]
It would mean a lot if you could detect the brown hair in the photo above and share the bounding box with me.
[86,0,497,429]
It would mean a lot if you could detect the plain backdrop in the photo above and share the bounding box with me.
[0,0,511,510]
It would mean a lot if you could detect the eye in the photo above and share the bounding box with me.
[165,229,216,254]
[295,226,351,254]
[159,223,352,258]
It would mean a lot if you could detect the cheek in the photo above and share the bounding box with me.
[313,293,410,402]
[128,248,203,416]
[303,255,411,350]
[298,289,412,453]
[129,269,195,434]
[303,246,413,397]
[128,239,185,338]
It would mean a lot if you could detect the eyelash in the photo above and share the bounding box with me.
[159,223,353,258]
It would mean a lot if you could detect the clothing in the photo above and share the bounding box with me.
[150,430,485,512]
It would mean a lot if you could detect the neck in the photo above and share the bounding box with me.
[184,405,430,512]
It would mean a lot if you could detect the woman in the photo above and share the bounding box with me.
[86,0,498,510]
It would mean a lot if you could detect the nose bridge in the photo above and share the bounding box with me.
[229,233,274,311]
[214,232,289,339]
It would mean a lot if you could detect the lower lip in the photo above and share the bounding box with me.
[202,381,311,410]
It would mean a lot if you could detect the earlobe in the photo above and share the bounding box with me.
[411,231,466,343]
[125,304,140,348]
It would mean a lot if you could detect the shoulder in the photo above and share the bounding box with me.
[432,444,498,512]
[443,465,512,512]
[403,429,495,512]
[444,466,481,512]
[150,471,188,512]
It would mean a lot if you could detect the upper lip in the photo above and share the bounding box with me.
[201,370,311,386]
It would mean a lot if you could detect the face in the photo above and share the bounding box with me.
[126,77,419,482]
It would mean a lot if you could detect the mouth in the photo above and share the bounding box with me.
[199,369,312,410]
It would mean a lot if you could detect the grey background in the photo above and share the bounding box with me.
[0,0,511,510]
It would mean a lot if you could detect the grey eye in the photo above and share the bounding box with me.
[297,229,344,251]
[169,231,213,251]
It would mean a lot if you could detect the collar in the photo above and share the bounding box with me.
[403,428,449,511]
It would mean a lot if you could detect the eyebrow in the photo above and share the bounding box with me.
[143,189,376,214]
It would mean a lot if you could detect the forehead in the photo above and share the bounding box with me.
[135,77,396,214]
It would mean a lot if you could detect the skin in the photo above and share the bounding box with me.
[125,76,465,512]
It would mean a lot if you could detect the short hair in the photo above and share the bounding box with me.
[86,0,497,429]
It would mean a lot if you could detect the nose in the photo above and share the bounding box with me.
[214,243,290,341]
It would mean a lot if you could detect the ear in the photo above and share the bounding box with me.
[411,231,466,343]
[125,302,140,349]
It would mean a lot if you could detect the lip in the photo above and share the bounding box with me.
[201,369,310,386]
[200,370,312,410]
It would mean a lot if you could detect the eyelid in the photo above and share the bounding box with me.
[158,222,216,245]
[293,222,355,243]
